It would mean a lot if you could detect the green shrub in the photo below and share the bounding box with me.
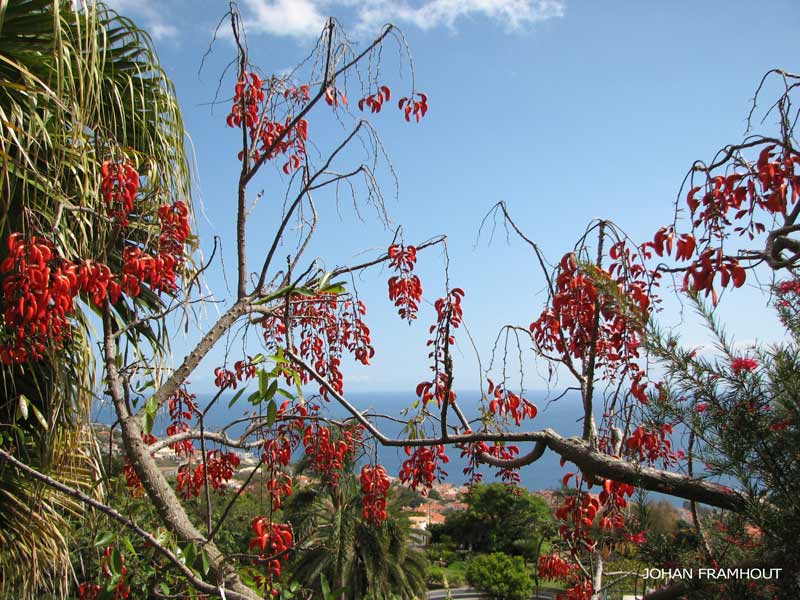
[466,552,534,600]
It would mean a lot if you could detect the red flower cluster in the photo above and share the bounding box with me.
[176,450,240,498]
[250,518,293,580]
[205,449,241,490]
[302,425,359,486]
[556,474,634,545]
[0,235,75,363]
[460,440,521,485]
[227,72,265,129]
[625,531,647,544]
[647,144,800,301]
[166,386,196,457]
[283,84,310,103]
[262,436,294,511]
[776,279,800,296]
[539,553,573,582]
[226,73,310,173]
[258,117,309,174]
[213,366,237,389]
[624,423,681,467]
[277,292,374,398]
[398,93,428,122]
[324,86,347,107]
[121,247,178,296]
[399,445,449,495]
[100,546,130,599]
[555,486,602,549]
[548,472,641,597]
[358,85,391,113]
[360,464,391,525]
[78,582,101,600]
[157,200,191,267]
[678,247,746,303]
[731,357,758,373]
[258,401,318,510]
[687,145,799,233]
[260,315,286,349]
[0,203,190,364]
[596,478,635,523]
[122,434,156,496]
[531,249,652,404]
[415,288,465,408]
[175,464,202,498]
[120,200,190,297]
[262,436,293,468]
[387,243,423,322]
[100,160,139,226]
[486,379,537,427]
[558,579,593,600]
[234,356,258,381]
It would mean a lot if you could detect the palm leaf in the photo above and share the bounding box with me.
[0,1,193,597]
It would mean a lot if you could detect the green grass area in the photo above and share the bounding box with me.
[443,559,468,586]
[427,559,469,589]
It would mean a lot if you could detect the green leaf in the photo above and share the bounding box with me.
[105,575,121,593]
[320,282,346,295]
[159,583,170,596]
[182,542,196,568]
[292,287,317,297]
[265,379,278,402]
[320,574,331,599]
[200,549,210,575]
[272,347,288,365]
[122,536,136,557]
[228,387,247,408]
[144,409,155,436]
[94,531,114,548]
[134,379,155,393]
[259,370,269,395]
[110,548,123,576]
[155,528,170,547]
[266,399,277,427]
[144,396,158,434]
[247,390,262,406]
[292,370,303,398]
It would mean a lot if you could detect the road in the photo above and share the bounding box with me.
[427,587,559,600]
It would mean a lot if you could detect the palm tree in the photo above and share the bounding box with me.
[284,468,428,600]
[0,1,190,596]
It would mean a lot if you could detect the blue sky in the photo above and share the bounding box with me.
[106,0,799,394]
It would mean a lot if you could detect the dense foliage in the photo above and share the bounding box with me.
[429,483,553,558]
[466,552,535,600]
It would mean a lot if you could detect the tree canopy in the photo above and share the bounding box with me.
[430,483,552,557]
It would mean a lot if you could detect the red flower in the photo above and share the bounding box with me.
[731,357,758,373]
[625,531,647,544]
[360,464,391,525]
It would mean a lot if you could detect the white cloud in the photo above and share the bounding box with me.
[242,0,328,38]
[101,0,179,41]
[240,0,565,39]
[355,0,565,33]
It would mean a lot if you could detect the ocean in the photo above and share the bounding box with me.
[93,389,707,503]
